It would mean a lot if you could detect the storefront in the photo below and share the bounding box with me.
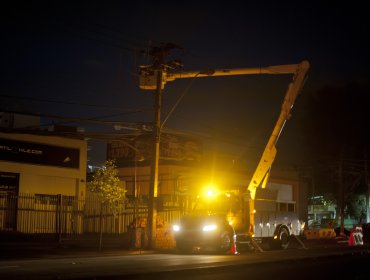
[0,130,87,232]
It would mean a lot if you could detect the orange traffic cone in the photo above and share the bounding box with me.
[348,230,355,246]
[230,238,239,255]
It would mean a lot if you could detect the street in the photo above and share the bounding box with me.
[1,245,369,279]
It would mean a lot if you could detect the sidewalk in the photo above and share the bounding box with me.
[0,241,159,261]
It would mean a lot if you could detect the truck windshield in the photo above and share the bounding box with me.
[192,193,240,215]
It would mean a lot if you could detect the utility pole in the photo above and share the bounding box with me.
[311,167,316,222]
[339,156,345,236]
[365,148,369,222]
[145,43,181,249]
[147,49,163,250]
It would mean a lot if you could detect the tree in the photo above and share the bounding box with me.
[301,83,370,227]
[88,159,126,214]
[88,160,126,250]
[301,83,369,194]
[347,194,367,224]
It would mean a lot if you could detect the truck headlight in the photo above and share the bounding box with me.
[202,224,217,232]
[173,224,181,232]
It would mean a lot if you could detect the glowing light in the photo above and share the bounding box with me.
[201,183,219,200]
[207,189,214,197]
[173,225,180,232]
[202,224,217,232]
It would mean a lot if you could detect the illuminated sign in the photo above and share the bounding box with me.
[0,138,80,168]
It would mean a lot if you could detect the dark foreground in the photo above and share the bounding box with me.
[130,253,370,280]
[1,241,369,280]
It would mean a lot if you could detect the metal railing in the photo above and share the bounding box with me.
[0,193,182,239]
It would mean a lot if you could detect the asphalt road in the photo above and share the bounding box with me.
[1,245,369,280]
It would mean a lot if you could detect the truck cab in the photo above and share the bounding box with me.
[172,214,235,253]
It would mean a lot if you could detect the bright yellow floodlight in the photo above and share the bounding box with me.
[207,189,214,197]
[202,183,218,199]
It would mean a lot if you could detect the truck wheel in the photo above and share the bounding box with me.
[219,231,233,253]
[270,227,290,250]
[278,227,290,250]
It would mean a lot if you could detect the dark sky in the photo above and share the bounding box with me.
[1,1,370,166]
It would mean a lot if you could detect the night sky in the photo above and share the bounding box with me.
[1,1,370,167]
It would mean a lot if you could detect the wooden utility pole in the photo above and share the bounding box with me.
[146,43,179,249]
[365,148,369,222]
[147,52,163,250]
[339,156,345,236]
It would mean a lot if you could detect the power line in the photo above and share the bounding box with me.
[161,73,200,130]
[0,93,151,113]
[0,109,151,130]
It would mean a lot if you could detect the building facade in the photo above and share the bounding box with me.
[0,129,87,232]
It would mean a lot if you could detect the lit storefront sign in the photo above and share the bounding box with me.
[0,138,80,168]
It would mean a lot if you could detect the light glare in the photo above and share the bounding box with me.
[203,224,217,232]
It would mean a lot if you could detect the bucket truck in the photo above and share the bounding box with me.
[139,60,310,252]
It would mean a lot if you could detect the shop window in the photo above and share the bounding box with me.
[279,203,287,212]
[288,203,295,212]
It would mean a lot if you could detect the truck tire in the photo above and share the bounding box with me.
[279,227,290,249]
[270,226,290,250]
[219,231,233,253]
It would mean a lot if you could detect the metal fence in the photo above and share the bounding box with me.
[0,192,183,239]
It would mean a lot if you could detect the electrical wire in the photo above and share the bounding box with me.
[161,72,200,130]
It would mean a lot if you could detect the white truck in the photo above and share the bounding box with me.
[140,59,310,252]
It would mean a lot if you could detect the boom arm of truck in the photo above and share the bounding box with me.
[246,61,310,200]
[139,60,310,199]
